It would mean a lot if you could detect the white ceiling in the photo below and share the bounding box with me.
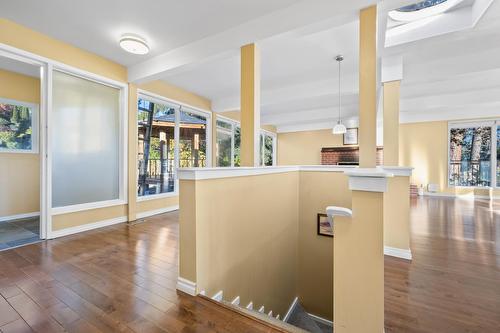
[2,0,499,132]
[155,0,500,131]
[0,0,302,66]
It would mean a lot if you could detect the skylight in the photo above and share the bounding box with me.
[388,0,465,22]
[396,0,448,12]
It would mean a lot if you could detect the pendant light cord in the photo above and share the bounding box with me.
[338,57,341,123]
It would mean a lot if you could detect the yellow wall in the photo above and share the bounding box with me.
[278,129,346,165]
[0,19,129,230]
[138,80,212,111]
[298,171,351,320]
[179,170,353,320]
[0,19,126,82]
[0,19,211,229]
[180,173,300,317]
[0,69,40,218]
[218,110,277,133]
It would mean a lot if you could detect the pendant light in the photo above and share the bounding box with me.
[332,55,347,135]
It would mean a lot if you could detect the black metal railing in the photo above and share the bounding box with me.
[449,160,491,187]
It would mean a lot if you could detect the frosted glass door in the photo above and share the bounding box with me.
[52,71,120,207]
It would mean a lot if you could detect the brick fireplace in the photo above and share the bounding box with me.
[321,146,383,165]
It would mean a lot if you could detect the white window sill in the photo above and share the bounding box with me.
[51,199,126,216]
[137,191,178,202]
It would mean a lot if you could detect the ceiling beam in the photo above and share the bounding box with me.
[127,0,376,83]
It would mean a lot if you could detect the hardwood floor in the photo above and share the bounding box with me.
[1,197,499,332]
[0,212,282,333]
[385,196,500,333]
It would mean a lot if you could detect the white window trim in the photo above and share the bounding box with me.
[447,120,496,189]
[0,97,39,154]
[260,129,277,167]
[136,92,180,201]
[216,115,239,167]
[135,89,212,201]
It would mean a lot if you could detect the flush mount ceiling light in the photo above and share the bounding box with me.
[388,0,465,22]
[332,55,347,135]
[119,34,149,55]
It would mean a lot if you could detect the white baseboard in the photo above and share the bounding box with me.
[0,211,40,223]
[176,277,197,296]
[136,205,179,219]
[424,192,500,200]
[307,312,333,327]
[49,216,127,239]
[283,296,299,323]
[384,246,412,260]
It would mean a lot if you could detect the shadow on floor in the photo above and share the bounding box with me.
[0,216,41,250]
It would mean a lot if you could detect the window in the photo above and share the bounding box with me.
[215,116,240,167]
[137,94,211,198]
[0,98,38,153]
[260,131,276,166]
[179,109,208,167]
[137,97,176,197]
[448,122,492,187]
[52,70,123,208]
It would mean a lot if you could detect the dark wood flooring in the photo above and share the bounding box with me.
[1,197,499,332]
[0,212,282,333]
[385,197,500,333]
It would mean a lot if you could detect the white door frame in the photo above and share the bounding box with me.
[0,46,49,239]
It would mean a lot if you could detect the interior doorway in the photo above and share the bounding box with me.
[0,52,44,250]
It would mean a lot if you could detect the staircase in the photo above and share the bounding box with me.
[200,290,332,333]
[286,302,332,333]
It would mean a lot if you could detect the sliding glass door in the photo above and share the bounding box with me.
[137,97,177,197]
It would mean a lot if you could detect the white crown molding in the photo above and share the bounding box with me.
[299,165,357,172]
[178,166,299,180]
[178,165,362,180]
[176,277,197,296]
[384,246,412,260]
[50,216,127,239]
[345,168,394,192]
[377,166,413,176]
[0,211,40,223]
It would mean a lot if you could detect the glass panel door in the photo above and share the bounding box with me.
[52,71,121,207]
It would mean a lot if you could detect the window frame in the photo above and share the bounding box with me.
[136,92,180,201]
[447,120,496,189]
[260,129,277,167]
[215,114,239,167]
[136,89,212,202]
[0,97,39,154]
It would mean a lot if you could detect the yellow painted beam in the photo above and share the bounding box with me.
[358,6,377,168]
[240,43,261,167]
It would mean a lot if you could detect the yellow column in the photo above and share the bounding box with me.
[383,81,400,166]
[334,171,389,333]
[240,43,261,167]
[383,173,411,257]
[358,6,377,168]
[127,83,138,222]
